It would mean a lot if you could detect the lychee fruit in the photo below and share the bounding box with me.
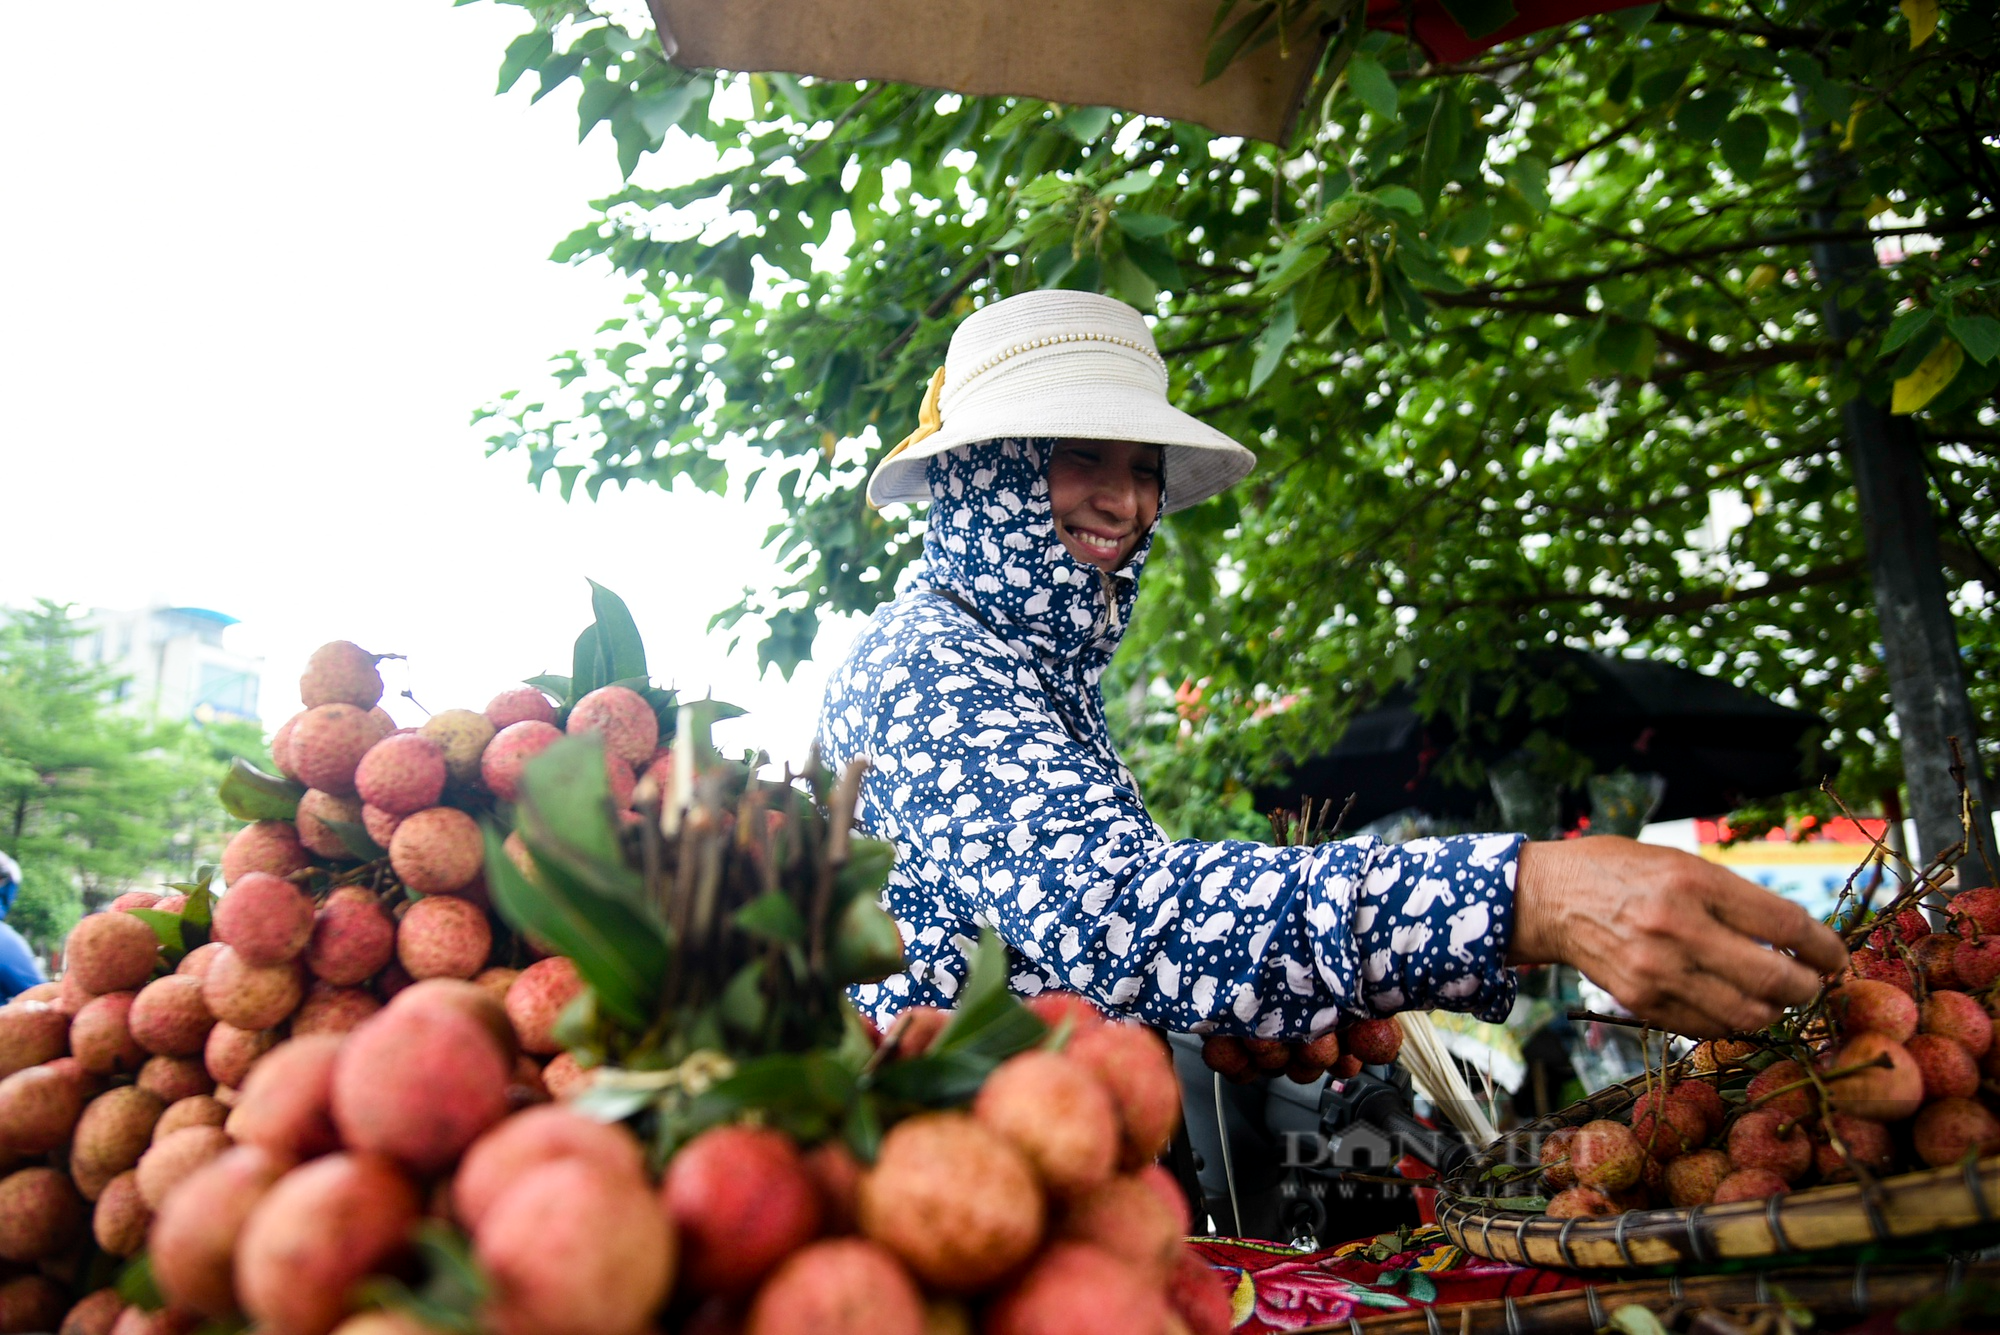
[204,1022,276,1089]
[857,1111,1043,1293]
[0,1004,69,1079]
[663,1124,824,1298]
[389,978,517,1060]
[453,1104,646,1230]
[108,892,161,913]
[154,1095,229,1142]
[1569,1119,1643,1191]
[295,790,365,860]
[1543,1186,1617,1218]
[1847,948,1916,996]
[1539,1126,1577,1189]
[0,1276,70,1334]
[473,966,519,1006]
[71,993,146,1074]
[138,1056,214,1105]
[213,873,315,968]
[985,1242,1169,1335]
[1726,1108,1811,1182]
[1821,1032,1925,1121]
[1024,990,1108,1034]
[743,1238,924,1335]
[541,1051,593,1101]
[175,942,224,982]
[974,1049,1120,1197]
[1814,1113,1894,1181]
[1921,989,1993,1057]
[149,1144,291,1319]
[1662,1149,1730,1207]
[480,721,563,803]
[1668,1081,1727,1140]
[92,1170,151,1256]
[389,807,483,896]
[1199,1035,1254,1084]
[803,1140,864,1235]
[1166,1246,1233,1335]
[299,642,385,710]
[1745,1059,1813,1120]
[1911,934,1963,990]
[306,888,396,986]
[361,804,402,849]
[71,1087,166,1200]
[503,957,583,1056]
[565,686,658,768]
[1957,938,2000,990]
[886,1005,948,1058]
[65,911,160,995]
[1906,1032,1981,1100]
[1826,979,1918,1042]
[272,712,305,782]
[330,997,510,1173]
[1058,1173,1181,1280]
[1711,1168,1790,1203]
[418,709,496,787]
[1628,1090,1705,1161]
[1065,1022,1182,1168]
[292,984,381,1036]
[227,1034,343,1160]
[289,704,391,798]
[485,687,557,731]
[1342,1017,1403,1066]
[1913,1095,2000,1167]
[200,947,303,1031]
[222,821,310,886]
[476,1158,674,1335]
[236,1152,422,1335]
[135,1125,232,1209]
[0,1167,85,1262]
[0,1062,87,1153]
[396,894,491,981]
[1867,907,1929,951]
[1950,887,2000,938]
[60,1288,125,1335]
[354,734,447,817]
[1690,1038,1758,1072]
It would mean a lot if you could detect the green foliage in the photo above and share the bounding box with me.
[472,0,1998,835]
[0,602,265,950]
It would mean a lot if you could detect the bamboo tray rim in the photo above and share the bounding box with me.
[1435,1066,2000,1270]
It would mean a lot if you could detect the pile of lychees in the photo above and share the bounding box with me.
[0,639,1238,1335]
[1537,888,2000,1217]
[1197,1016,1404,1086]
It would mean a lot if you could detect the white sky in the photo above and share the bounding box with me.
[0,1,861,763]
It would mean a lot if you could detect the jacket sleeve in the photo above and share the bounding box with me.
[841,611,1524,1037]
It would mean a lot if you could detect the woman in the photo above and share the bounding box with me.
[819,291,1842,1041]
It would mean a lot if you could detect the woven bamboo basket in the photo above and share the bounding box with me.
[1309,1262,2000,1335]
[1435,1067,2000,1270]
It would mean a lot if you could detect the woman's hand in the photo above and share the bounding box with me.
[1508,837,1849,1038]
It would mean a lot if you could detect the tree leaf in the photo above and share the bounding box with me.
[929,929,1047,1065]
[1900,0,1938,48]
[1343,54,1398,121]
[217,759,304,823]
[514,736,646,908]
[1945,315,2000,366]
[734,891,806,946]
[586,580,648,684]
[1249,294,1298,394]
[523,674,572,702]
[1672,90,1736,145]
[571,626,605,705]
[1717,113,1769,177]
[125,908,184,956]
[1891,336,1965,413]
[828,894,906,985]
[496,30,553,96]
[1882,306,1936,354]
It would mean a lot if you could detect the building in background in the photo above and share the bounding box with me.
[75,606,262,724]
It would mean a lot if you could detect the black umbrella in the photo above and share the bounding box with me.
[1255,649,1825,828]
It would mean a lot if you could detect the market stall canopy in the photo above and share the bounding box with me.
[1255,649,1826,827]
[645,0,1655,143]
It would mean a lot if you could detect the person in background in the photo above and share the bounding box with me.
[0,852,49,1001]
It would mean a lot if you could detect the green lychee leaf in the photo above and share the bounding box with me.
[523,673,572,704]
[827,895,905,986]
[571,625,606,702]
[514,735,647,911]
[587,579,649,684]
[125,908,185,957]
[734,892,806,946]
[217,758,305,822]
[116,1254,164,1311]
[319,817,386,863]
[482,823,668,1032]
[688,1051,858,1144]
[928,929,1046,1064]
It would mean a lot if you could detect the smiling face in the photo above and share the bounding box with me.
[1047,438,1164,572]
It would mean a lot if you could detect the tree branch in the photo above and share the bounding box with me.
[1656,5,1836,49]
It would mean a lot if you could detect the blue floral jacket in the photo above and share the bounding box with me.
[818,439,1522,1036]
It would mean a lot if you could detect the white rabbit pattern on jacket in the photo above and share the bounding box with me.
[818,438,1523,1035]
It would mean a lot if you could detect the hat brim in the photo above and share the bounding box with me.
[866,385,1255,514]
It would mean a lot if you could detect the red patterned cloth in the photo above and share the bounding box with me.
[1189,1226,1587,1333]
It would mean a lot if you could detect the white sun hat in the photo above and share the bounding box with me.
[866,290,1256,514]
